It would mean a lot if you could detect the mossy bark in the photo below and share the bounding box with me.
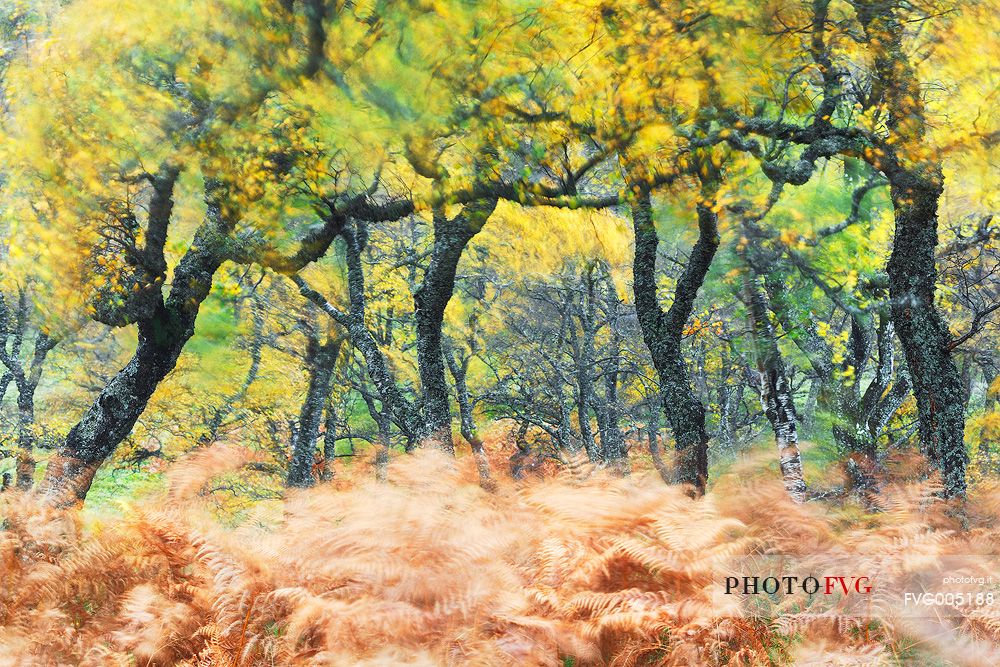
[631,191,717,496]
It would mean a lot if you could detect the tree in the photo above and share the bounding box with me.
[741,272,808,503]
[286,312,343,488]
[724,0,1000,496]
[7,0,418,503]
[0,284,57,489]
[630,174,719,495]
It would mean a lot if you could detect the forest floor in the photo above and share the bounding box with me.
[2,436,999,666]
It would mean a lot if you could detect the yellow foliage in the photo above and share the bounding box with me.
[473,201,633,281]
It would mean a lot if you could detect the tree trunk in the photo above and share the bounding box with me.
[631,190,717,496]
[717,378,741,456]
[446,348,494,490]
[599,273,628,473]
[11,337,55,490]
[854,0,967,496]
[886,176,967,497]
[977,359,998,474]
[356,388,393,482]
[39,183,227,506]
[41,313,214,505]
[320,396,338,482]
[557,383,576,453]
[744,275,807,502]
[754,262,907,496]
[571,266,601,462]
[509,420,532,480]
[14,392,35,490]
[413,200,496,452]
[0,295,56,491]
[287,336,342,487]
[339,222,422,443]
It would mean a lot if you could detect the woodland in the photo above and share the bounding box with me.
[0,0,998,665]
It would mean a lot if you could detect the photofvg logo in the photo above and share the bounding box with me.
[724,575,872,596]
[711,556,882,620]
[716,555,1000,621]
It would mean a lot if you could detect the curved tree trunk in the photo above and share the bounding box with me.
[39,179,227,506]
[413,200,497,452]
[886,176,967,496]
[854,0,967,497]
[631,189,717,496]
[41,305,217,505]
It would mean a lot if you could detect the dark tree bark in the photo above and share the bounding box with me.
[298,199,499,460]
[40,176,229,506]
[320,395,338,482]
[13,382,37,490]
[557,386,576,454]
[0,289,57,490]
[293,220,423,445]
[725,0,969,496]
[631,188,718,496]
[836,1,966,496]
[413,199,497,452]
[287,333,343,487]
[743,275,808,502]
[884,176,967,496]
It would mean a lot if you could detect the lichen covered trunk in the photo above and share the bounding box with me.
[14,393,36,490]
[340,223,422,444]
[631,190,718,496]
[853,0,967,497]
[39,320,196,505]
[287,338,342,488]
[39,216,224,506]
[446,350,494,490]
[413,201,496,453]
[886,176,967,497]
